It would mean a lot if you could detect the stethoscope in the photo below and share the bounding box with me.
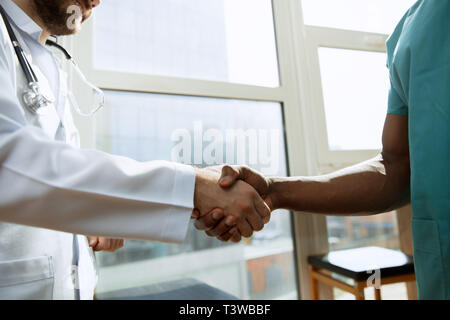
[0,5,104,117]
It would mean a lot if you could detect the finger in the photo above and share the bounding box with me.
[262,213,271,224]
[233,196,257,238]
[218,226,238,242]
[253,195,271,226]
[219,165,240,187]
[194,208,224,231]
[230,230,242,243]
[111,239,125,252]
[87,236,99,248]
[191,209,201,219]
[108,239,121,252]
[206,215,237,237]
[245,207,264,232]
[105,239,117,252]
[237,219,254,238]
[94,237,111,252]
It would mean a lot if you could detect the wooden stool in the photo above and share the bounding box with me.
[308,246,415,300]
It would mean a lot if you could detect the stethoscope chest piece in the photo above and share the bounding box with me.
[22,82,54,115]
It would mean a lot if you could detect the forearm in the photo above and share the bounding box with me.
[0,127,195,242]
[268,154,410,215]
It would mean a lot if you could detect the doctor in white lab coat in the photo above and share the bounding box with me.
[0,0,270,300]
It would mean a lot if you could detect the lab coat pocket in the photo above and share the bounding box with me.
[411,218,446,299]
[0,256,54,300]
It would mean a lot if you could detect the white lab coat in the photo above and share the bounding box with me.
[0,0,196,300]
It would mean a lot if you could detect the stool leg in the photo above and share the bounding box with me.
[355,282,366,300]
[374,288,382,300]
[309,267,320,300]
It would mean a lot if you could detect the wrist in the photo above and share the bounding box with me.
[193,167,205,209]
[193,167,220,211]
[266,177,281,211]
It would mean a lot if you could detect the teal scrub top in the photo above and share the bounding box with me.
[386,0,450,299]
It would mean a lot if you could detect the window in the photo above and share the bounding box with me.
[302,0,416,164]
[327,213,400,252]
[71,0,300,300]
[302,0,416,34]
[93,0,279,87]
[318,48,389,151]
[94,91,295,299]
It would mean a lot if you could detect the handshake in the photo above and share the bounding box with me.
[192,165,274,243]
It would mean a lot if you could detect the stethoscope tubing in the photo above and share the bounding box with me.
[0,5,38,85]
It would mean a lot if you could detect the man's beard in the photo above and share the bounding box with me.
[32,0,92,36]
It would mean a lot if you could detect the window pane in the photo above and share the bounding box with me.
[302,0,416,34]
[327,212,403,299]
[318,48,389,150]
[94,91,296,300]
[327,213,400,252]
[93,0,280,87]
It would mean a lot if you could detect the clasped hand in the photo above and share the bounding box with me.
[192,166,272,243]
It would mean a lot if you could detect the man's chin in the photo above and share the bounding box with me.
[49,23,82,36]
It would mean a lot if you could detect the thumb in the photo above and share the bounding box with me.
[219,165,240,187]
[87,236,99,247]
[264,196,274,212]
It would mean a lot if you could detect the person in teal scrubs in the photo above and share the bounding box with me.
[193,0,450,299]
[384,0,450,299]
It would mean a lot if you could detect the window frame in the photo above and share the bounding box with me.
[304,26,388,168]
